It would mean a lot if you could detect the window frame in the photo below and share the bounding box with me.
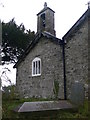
[32,57,41,76]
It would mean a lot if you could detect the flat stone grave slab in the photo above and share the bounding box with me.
[16,100,74,112]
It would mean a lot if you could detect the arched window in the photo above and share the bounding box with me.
[41,13,45,27]
[32,57,41,76]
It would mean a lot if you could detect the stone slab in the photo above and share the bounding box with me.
[70,82,85,105]
[16,100,74,112]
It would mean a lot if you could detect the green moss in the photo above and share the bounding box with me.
[78,100,89,117]
[53,80,59,99]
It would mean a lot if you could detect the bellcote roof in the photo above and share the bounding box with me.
[37,3,55,16]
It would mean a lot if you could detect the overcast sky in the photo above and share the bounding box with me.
[0,0,89,86]
[0,64,16,86]
[0,0,88,38]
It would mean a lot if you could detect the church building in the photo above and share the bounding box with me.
[14,3,89,100]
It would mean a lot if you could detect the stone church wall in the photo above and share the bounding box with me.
[16,37,64,99]
[65,20,88,99]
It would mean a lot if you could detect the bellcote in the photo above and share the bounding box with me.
[37,2,56,36]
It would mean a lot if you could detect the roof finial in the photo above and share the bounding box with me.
[44,2,47,8]
[86,1,90,9]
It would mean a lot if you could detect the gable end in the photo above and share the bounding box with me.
[13,32,62,68]
[63,9,89,40]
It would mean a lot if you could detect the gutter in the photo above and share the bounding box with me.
[62,39,67,100]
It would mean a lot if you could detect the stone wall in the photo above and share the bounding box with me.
[16,37,64,99]
[37,9,55,35]
[65,20,88,99]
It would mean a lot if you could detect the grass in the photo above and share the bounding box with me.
[53,80,59,99]
[2,95,90,119]
[2,88,90,119]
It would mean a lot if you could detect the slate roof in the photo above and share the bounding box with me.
[14,32,62,68]
[14,8,90,68]
[62,8,90,40]
[37,7,55,16]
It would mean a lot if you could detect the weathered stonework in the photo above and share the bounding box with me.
[16,37,64,99]
[15,5,89,101]
[65,20,88,99]
[37,4,55,35]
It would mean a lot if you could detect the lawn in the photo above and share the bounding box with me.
[2,97,90,119]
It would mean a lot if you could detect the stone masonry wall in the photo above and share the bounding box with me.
[37,9,55,35]
[16,37,64,99]
[65,20,88,99]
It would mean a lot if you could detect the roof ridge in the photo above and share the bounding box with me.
[37,7,55,16]
[62,9,89,40]
[13,32,62,68]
